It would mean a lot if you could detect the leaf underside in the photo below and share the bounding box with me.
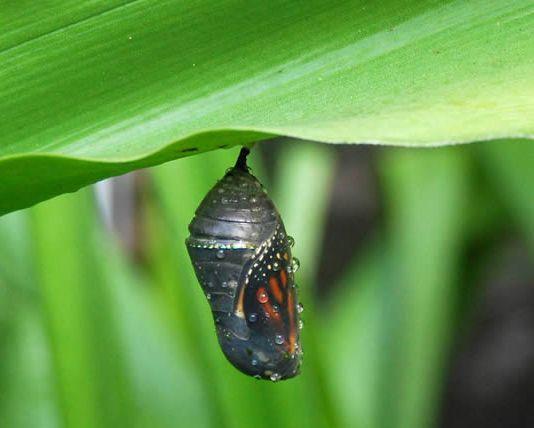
[1,0,533,215]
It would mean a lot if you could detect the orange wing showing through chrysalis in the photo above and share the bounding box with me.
[242,226,302,376]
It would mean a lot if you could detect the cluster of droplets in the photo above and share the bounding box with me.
[247,230,304,382]
[253,371,283,382]
[288,257,300,274]
[187,238,256,250]
[209,169,266,210]
[269,373,282,382]
[283,234,300,275]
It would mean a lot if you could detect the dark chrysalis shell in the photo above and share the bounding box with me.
[186,148,303,381]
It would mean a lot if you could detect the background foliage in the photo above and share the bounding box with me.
[0,139,532,428]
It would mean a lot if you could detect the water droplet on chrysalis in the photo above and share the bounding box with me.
[270,373,282,382]
[257,290,269,304]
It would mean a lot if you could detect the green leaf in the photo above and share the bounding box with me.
[377,147,468,428]
[1,1,532,215]
[30,191,138,428]
[478,139,534,252]
[321,246,383,428]
[28,187,211,428]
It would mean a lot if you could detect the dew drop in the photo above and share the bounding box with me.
[274,334,285,345]
[297,303,304,314]
[257,290,269,304]
[272,262,280,271]
[270,373,282,382]
[216,249,225,259]
[248,313,258,323]
[299,319,304,330]
[221,281,228,288]
[206,293,212,300]
[291,257,301,273]
[272,304,279,313]
[287,236,295,247]
[228,280,238,289]
[250,197,257,203]
[251,359,258,366]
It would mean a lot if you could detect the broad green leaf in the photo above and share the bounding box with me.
[1,0,533,215]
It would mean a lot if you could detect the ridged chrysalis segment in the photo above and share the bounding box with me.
[186,148,302,381]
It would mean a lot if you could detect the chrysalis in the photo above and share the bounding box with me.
[186,147,303,381]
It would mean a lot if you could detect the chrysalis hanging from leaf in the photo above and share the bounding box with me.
[186,147,303,381]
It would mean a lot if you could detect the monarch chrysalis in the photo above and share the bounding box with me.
[186,147,303,381]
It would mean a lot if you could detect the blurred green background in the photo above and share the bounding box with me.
[0,139,532,428]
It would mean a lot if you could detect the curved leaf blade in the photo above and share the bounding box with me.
[1,0,533,214]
